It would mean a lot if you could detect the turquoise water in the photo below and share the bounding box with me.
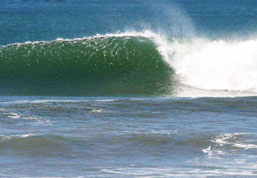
[1,0,257,177]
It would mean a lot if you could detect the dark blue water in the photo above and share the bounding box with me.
[2,0,257,46]
[1,0,257,177]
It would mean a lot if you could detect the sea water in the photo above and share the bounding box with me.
[0,0,257,177]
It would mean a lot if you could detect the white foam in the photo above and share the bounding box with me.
[234,143,257,149]
[8,112,40,121]
[19,134,35,138]
[212,134,234,146]
[6,112,53,125]
[8,112,21,119]
[202,146,226,157]
[91,109,104,113]
[168,38,257,95]
[0,134,35,141]
[202,133,257,158]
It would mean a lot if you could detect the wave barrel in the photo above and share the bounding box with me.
[0,36,173,96]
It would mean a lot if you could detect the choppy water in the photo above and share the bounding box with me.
[1,0,257,177]
[0,96,257,177]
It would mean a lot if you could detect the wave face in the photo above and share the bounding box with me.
[0,34,173,96]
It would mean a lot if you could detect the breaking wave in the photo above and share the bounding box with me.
[0,30,257,96]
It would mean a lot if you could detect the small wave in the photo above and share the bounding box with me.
[0,134,35,141]
[3,111,52,126]
[0,134,73,157]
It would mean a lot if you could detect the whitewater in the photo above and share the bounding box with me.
[123,30,257,96]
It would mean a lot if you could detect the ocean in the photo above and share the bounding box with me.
[0,0,257,177]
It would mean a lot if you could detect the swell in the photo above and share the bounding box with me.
[0,35,174,96]
[0,134,78,157]
[1,132,256,158]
